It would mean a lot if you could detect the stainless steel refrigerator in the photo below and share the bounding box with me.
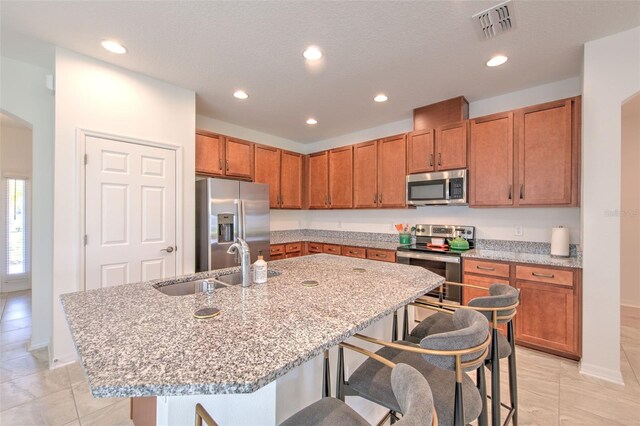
[196,179,270,271]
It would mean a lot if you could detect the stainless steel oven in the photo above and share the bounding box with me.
[406,169,467,206]
[396,251,462,302]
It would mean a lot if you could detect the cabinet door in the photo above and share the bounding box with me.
[407,129,435,174]
[378,135,407,208]
[280,151,303,209]
[469,112,514,206]
[515,280,577,355]
[323,244,341,255]
[329,146,353,208]
[254,145,281,208]
[225,137,254,179]
[517,99,573,205]
[436,121,467,171]
[353,141,378,208]
[195,133,224,176]
[308,152,329,209]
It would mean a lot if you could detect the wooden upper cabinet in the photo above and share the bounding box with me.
[225,137,254,179]
[308,151,329,209]
[353,141,379,208]
[435,121,468,171]
[378,134,407,208]
[407,129,435,174]
[516,99,574,206]
[280,151,303,209]
[469,112,514,207]
[254,145,281,208]
[195,133,224,176]
[329,146,353,208]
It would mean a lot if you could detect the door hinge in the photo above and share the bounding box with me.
[84,154,88,165]
[84,235,88,245]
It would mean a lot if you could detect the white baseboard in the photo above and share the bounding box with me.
[579,361,624,385]
[1,280,31,293]
[50,351,79,370]
[28,339,50,352]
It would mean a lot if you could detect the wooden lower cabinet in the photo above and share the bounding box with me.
[366,248,396,263]
[323,244,341,255]
[462,258,581,359]
[341,246,366,259]
[306,242,323,254]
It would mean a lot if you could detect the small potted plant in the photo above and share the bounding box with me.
[395,224,415,245]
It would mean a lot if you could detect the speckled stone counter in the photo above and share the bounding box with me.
[462,249,582,269]
[270,230,403,251]
[60,254,442,398]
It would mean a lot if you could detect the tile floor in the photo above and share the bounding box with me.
[1,290,638,425]
[0,291,132,426]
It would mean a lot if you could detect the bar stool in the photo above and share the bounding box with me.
[338,309,490,426]
[194,359,437,426]
[405,283,519,426]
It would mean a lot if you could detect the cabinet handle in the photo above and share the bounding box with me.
[508,185,512,200]
[520,184,525,200]
[476,265,495,271]
[379,193,383,203]
[532,272,554,279]
[226,160,230,172]
[376,253,387,258]
[429,153,434,167]
[348,250,359,254]
[373,194,377,203]
[438,153,442,166]
[219,159,223,171]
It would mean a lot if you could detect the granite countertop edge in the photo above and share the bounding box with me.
[462,249,583,269]
[271,235,401,251]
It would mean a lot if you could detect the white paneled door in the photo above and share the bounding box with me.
[85,136,176,290]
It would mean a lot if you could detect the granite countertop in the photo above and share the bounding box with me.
[60,254,442,398]
[462,248,582,269]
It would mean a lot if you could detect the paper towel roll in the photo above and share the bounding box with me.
[551,226,570,257]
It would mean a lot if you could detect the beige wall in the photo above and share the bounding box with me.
[621,94,640,308]
[1,121,32,176]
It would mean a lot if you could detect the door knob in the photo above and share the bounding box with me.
[161,246,175,253]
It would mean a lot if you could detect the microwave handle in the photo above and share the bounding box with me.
[446,179,451,200]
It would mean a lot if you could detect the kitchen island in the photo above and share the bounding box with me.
[61,254,443,425]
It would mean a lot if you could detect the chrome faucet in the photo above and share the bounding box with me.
[227,237,251,287]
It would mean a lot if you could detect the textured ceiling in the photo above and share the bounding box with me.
[2,1,639,142]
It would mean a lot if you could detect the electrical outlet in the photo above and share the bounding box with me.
[514,226,524,236]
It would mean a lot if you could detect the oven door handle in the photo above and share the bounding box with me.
[396,251,460,264]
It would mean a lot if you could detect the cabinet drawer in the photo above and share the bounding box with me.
[341,246,366,259]
[270,245,285,256]
[285,242,302,253]
[323,244,341,255]
[516,265,574,287]
[367,249,396,263]
[462,273,510,305]
[270,253,285,260]
[307,242,323,253]
[463,259,510,278]
[285,252,301,259]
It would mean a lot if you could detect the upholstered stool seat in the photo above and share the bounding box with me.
[280,397,369,426]
[349,342,482,426]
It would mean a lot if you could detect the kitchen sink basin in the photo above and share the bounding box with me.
[155,270,282,296]
[216,269,282,286]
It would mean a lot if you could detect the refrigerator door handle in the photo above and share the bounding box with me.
[240,199,247,240]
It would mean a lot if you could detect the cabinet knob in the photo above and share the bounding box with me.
[429,153,434,167]
[218,159,223,171]
[226,160,230,172]
[438,153,442,166]
[508,185,512,200]
[520,184,525,200]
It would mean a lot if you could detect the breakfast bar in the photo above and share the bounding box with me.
[60,254,443,425]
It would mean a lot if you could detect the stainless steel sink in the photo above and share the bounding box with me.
[155,270,282,296]
[216,269,282,286]
[155,279,226,297]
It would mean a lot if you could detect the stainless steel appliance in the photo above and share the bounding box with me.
[396,224,475,303]
[196,179,270,271]
[406,169,467,206]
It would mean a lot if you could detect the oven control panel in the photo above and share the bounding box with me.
[415,224,475,239]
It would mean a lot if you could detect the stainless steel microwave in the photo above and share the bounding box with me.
[406,169,467,206]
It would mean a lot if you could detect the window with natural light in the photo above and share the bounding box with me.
[6,178,28,275]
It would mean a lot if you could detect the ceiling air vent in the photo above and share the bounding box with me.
[472,0,516,40]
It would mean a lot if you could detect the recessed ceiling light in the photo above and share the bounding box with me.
[101,40,127,54]
[303,46,323,61]
[374,94,388,103]
[306,118,318,125]
[486,55,508,67]
[233,90,249,100]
